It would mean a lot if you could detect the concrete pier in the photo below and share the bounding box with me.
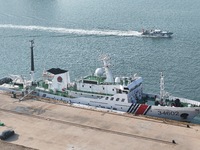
[0,93,200,150]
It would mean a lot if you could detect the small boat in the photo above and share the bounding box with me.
[141,29,173,38]
[1,41,200,123]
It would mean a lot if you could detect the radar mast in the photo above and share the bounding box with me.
[100,55,114,83]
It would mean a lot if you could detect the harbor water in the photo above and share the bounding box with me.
[0,0,200,122]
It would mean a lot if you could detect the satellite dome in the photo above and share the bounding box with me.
[94,68,104,76]
[115,77,121,83]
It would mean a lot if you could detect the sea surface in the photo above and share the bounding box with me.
[0,0,200,122]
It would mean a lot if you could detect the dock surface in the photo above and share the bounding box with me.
[0,93,200,150]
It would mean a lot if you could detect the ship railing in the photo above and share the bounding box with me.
[169,96,200,107]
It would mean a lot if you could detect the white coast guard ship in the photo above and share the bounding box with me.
[35,56,200,122]
[0,41,200,122]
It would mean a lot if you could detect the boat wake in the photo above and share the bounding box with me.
[0,24,142,37]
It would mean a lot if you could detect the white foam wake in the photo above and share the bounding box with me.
[0,24,142,37]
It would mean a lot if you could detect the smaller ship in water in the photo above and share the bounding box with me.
[0,41,200,123]
[140,29,173,38]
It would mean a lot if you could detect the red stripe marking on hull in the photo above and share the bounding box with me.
[135,104,149,115]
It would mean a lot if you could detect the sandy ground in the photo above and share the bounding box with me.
[0,93,200,150]
[0,140,36,150]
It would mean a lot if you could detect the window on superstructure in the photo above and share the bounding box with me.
[82,85,84,87]
[110,97,114,101]
[123,91,128,94]
[112,89,114,91]
[116,98,119,101]
[90,86,91,88]
[116,89,122,93]
[103,87,105,90]
[121,99,125,102]
[105,97,109,100]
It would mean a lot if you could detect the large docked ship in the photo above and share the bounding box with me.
[0,41,200,122]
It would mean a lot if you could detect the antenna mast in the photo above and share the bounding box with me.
[160,72,165,101]
[30,40,34,83]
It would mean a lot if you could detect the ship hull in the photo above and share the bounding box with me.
[127,103,200,122]
[37,91,200,122]
[141,33,172,38]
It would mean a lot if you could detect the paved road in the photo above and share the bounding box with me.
[0,93,200,150]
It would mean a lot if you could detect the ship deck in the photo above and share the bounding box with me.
[83,75,106,84]
[0,92,200,150]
